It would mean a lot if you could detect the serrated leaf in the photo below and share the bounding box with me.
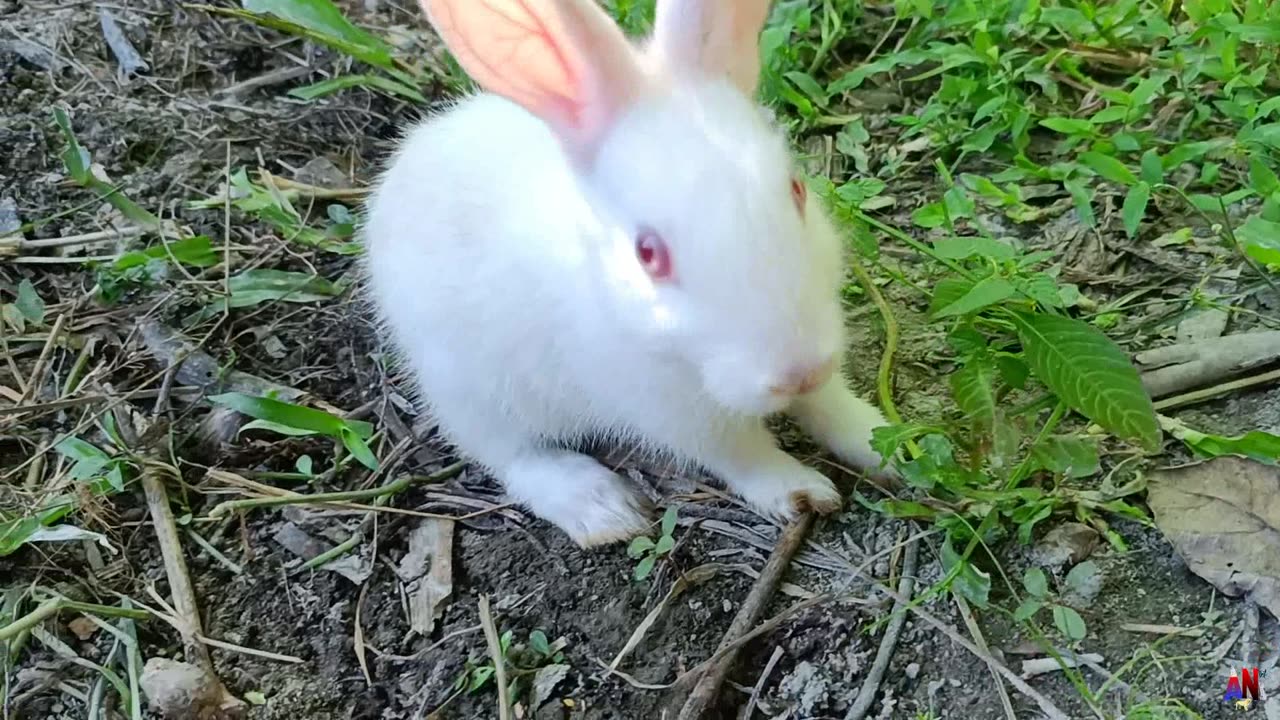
[950,360,997,425]
[1031,435,1101,478]
[1121,181,1150,238]
[870,423,941,463]
[928,277,975,317]
[1022,567,1049,597]
[1079,152,1137,185]
[1011,313,1160,451]
[933,277,1017,318]
[1052,605,1087,641]
[996,354,1030,390]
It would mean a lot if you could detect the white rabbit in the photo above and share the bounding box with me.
[361,0,894,548]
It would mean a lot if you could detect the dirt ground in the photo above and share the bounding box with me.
[2,1,1279,719]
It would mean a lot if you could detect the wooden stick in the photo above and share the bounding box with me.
[675,513,814,719]
[478,594,511,720]
[142,462,245,715]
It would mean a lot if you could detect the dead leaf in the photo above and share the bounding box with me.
[1148,456,1280,619]
[401,518,454,636]
[68,616,99,641]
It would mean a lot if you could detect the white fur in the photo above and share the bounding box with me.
[361,10,893,548]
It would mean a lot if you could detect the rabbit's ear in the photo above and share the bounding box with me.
[421,0,644,166]
[649,0,772,97]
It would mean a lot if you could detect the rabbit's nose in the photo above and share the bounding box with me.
[769,357,836,397]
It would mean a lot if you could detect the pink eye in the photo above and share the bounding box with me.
[790,175,807,213]
[635,228,672,281]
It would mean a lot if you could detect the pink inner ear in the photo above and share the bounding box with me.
[650,0,771,97]
[422,0,642,160]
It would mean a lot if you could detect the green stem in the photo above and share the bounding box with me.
[301,532,364,571]
[0,599,150,641]
[207,461,465,518]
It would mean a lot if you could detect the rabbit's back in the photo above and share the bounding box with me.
[361,93,610,436]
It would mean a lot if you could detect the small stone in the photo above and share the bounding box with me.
[905,662,921,680]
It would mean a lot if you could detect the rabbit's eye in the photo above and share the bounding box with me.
[636,229,672,281]
[790,175,807,214]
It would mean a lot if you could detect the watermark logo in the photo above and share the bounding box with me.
[1223,667,1264,710]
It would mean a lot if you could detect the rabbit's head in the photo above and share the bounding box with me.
[421,0,848,416]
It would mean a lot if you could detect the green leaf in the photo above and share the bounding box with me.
[288,73,425,103]
[996,354,1030,390]
[209,393,373,438]
[242,0,395,68]
[627,536,655,558]
[634,554,657,581]
[928,277,975,317]
[950,360,997,425]
[1158,415,1280,465]
[911,201,948,228]
[660,506,678,537]
[339,427,379,471]
[1030,435,1101,478]
[1052,605,1087,642]
[225,269,344,309]
[1039,117,1094,135]
[241,419,319,437]
[1251,158,1280,196]
[1237,215,1280,266]
[1063,561,1099,594]
[295,455,314,475]
[1014,598,1043,622]
[52,108,161,228]
[1121,181,1151,238]
[1079,152,1138,185]
[941,536,991,607]
[1011,313,1160,451]
[870,423,941,462]
[114,236,219,271]
[0,502,75,557]
[529,630,551,657]
[932,277,1017,318]
[1022,567,1049,598]
[15,280,44,325]
[932,236,1017,261]
[1140,150,1164,185]
[1064,179,1096,227]
[54,437,112,482]
[654,535,675,555]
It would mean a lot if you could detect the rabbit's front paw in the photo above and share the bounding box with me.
[733,466,843,521]
[504,452,653,548]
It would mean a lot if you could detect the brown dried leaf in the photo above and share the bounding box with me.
[1148,456,1280,619]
